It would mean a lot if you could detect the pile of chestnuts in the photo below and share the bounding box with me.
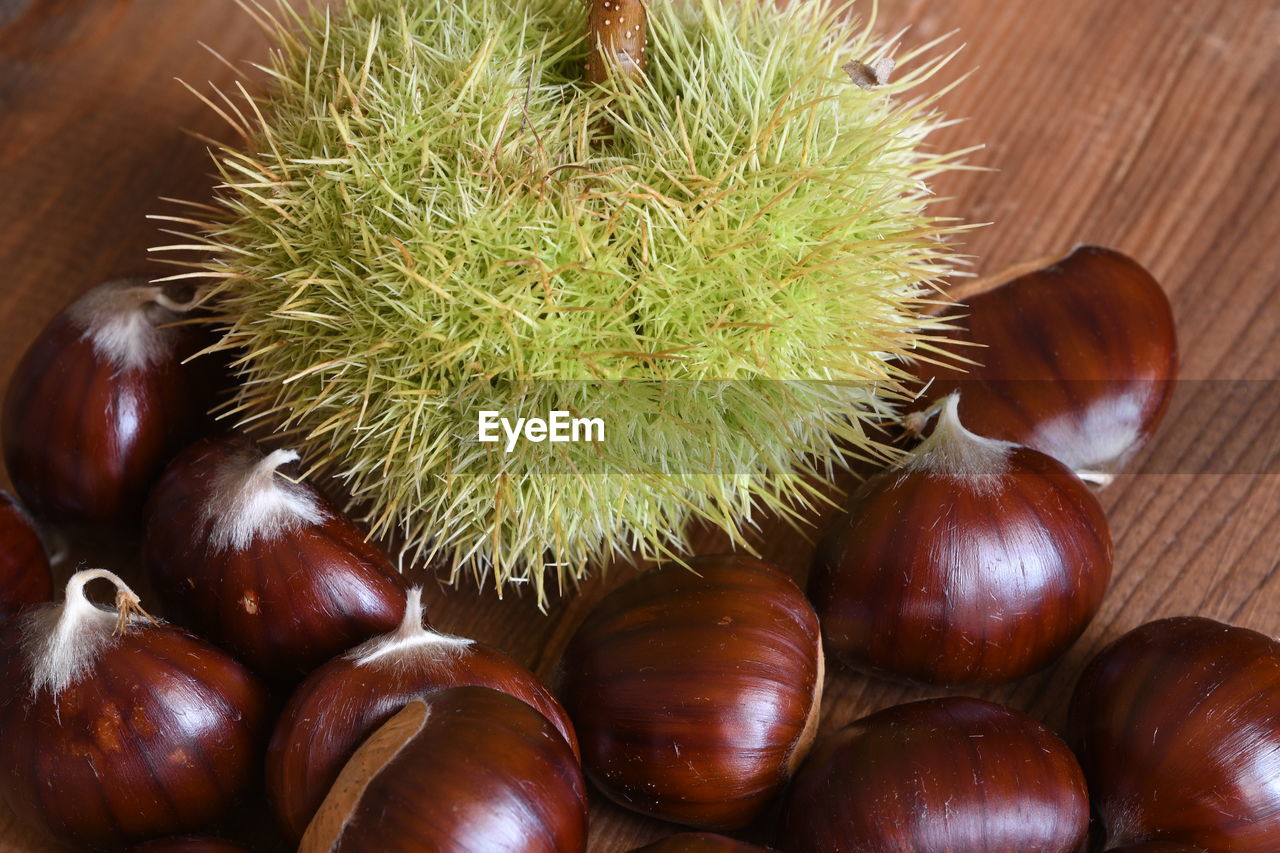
[0,247,1274,853]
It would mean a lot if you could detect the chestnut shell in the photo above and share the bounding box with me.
[266,608,578,840]
[300,686,587,852]
[560,555,823,829]
[0,622,270,848]
[810,439,1112,685]
[780,696,1089,853]
[1069,616,1280,852]
[913,245,1178,478]
[2,287,204,524]
[144,433,406,680]
[0,491,52,622]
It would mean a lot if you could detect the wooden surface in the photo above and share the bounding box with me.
[1,0,1278,850]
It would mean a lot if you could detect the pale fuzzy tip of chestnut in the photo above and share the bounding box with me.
[348,586,471,667]
[900,393,1018,494]
[205,446,328,553]
[22,569,147,698]
[66,278,195,371]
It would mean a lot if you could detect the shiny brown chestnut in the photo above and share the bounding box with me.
[0,490,52,622]
[810,393,1112,685]
[912,245,1178,485]
[300,686,587,853]
[632,833,772,852]
[780,696,1090,853]
[560,555,823,829]
[0,569,270,848]
[143,433,406,680]
[1069,617,1280,852]
[267,587,578,840]
[1108,845,1208,853]
[129,838,250,853]
[2,278,210,523]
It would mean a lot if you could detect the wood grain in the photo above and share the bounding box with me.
[1,0,1277,850]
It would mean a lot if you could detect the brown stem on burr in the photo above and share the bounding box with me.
[586,0,647,85]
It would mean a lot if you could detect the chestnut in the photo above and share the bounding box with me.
[0,490,52,622]
[300,686,587,852]
[267,586,578,840]
[1109,846,1208,853]
[129,838,250,853]
[780,696,1089,853]
[912,245,1178,484]
[0,569,270,848]
[2,278,210,523]
[810,393,1112,685]
[144,433,406,680]
[632,833,772,852]
[560,555,823,829]
[1069,616,1280,852]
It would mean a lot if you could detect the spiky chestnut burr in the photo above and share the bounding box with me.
[2,278,210,524]
[143,433,406,681]
[0,491,52,622]
[911,246,1178,485]
[266,587,577,840]
[160,0,965,599]
[299,687,587,853]
[0,570,269,848]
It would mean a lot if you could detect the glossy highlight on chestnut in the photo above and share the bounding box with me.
[780,696,1090,853]
[560,554,823,829]
[1070,616,1280,852]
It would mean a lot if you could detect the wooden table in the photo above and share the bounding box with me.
[2,0,1277,849]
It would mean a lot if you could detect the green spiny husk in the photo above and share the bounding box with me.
[156,0,970,602]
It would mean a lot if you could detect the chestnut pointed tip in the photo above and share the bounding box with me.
[898,392,1017,491]
[204,438,327,553]
[24,568,146,698]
